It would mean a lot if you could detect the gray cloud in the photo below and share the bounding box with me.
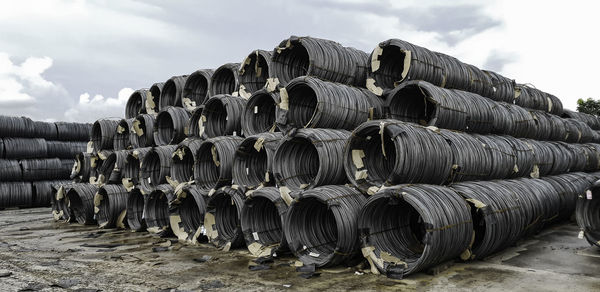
[483,50,517,72]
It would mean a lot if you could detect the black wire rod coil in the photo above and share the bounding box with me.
[563,109,600,130]
[33,121,58,140]
[65,183,99,225]
[204,186,246,249]
[140,145,178,193]
[92,119,120,152]
[182,69,214,110]
[55,122,92,142]
[239,50,272,98]
[159,75,189,110]
[146,82,164,115]
[113,118,134,150]
[0,159,23,181]
[130,114,155,148]
[273,128,350,191]
[47,141,87,159]
[277,76,383,131]
[51,183,75,222]
[169,184,208,243]
[515,84,563,116]
[94,184,129,228]
[170,137,204,185]
[241,89,280,136]
[21,158,67,181]
[240,186,288,257]
[154,106,191,146]
[96,150,130,186]
[0,182,33,208]
[232,132,283,189]
[576,178,600,247]
[126,89,150,119]
[3,137,47,159]
[126,188,146,231]
[285,185,366,267]
[201,94,247,138]
[194,136,243,191]
[270,36,369,88]
[0,115,35,138]
[121,147,152,190]
[144,184,175,237]
[209,63,241,96]
[358,184,472,278]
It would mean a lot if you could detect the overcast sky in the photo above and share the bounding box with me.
[0,0,598,122]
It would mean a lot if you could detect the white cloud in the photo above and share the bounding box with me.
[64,87,134,122]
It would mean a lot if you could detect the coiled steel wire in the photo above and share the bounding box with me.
[72,152,93,183]
[126,89,150,119]
[0,159,23,181]
[583,144,600,171]
[241,89,280,136]
[564,118,595,143]
[514,84,563,115]
[241,187,289,257]
[55,122,92,142]
[126,188,146,231]
[441,130,493,183]
[278,76,383,131]
[20,158,66,181]
[233,132,283,189]
[576,177,600,247]
[94,184,129,228]
[187,106,205,138]
[170,137,204,185]
[563,109,600,130]
[0,115,35,138]
[33,121,58,140]
[59,158,74,179]
[201,95,247,137]
[285,185,366,267]
[33,180,70,207]
[169,184,208,243]
[270,36,369,88]
[51,183,74,222]
[92,119,120,152]
[501,136,535,178]
[358,184,472,277]
[47,141,87,159]
[0,182,33,208]
[0,138,3,158]
[146,82,164,115]
[194,136,243,191]
[204,186,246,249]
[239,50,272,98]
[209,63,241,96]
[344,120,452,193]
[97,150,130,186]
[3,137,47,159]
[65,183,99,225]
[154,106,191,145]
[543,172,595,220]
[113,118,134,150]
[130,114,155,148]
[121,147,152,190]
[182,69,214,110]
[140,145,177,192]
[472,134,517,179]
[144,184,175,237]
[159,75,189,110]
[273,128,350,191]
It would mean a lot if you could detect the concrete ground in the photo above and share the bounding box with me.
[0,208,599,292]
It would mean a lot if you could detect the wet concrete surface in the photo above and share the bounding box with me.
[0,208,599,291]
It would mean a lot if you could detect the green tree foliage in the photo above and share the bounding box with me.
[577,98,600,116]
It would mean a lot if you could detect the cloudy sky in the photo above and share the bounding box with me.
[0,0,598,122]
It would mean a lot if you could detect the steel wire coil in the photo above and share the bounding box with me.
[154,106,191,145]
[285,185,366,267]
[233,132,283,189]
[0,159,22,181]
[169,184,208,243]
[472,134,517,179]
[441,130,493,183]
[130,114,155,148]
[113,118,134,150]
[241,186,289,257]
[0,138,3,158]
[55,122,92,141]
[97,150,130,186]
[126,89,150,119]
[33,180,69,207]
[270,36,369,88]
[239,50,272,98]
[92,119,119,152]
[3,137,47,159]
[140,145,177,192]
[0,182,33,208]
[20,158,66,181]
[204,186,246,249]
[575,176,600,247]
[170,137,204,185]
[47,141,87,159]
[194,136,243,191]
[33,121,58,140]
[144,184,175,237]
[542,172,594,220]
[0,115,35,138]
[514,84,563,115]
[501,136,535,178]
[72,152,93,182]
[187,106,205,138]
[209,63,241,96]
[563,109,600,130]
[277,76,383,131]
[241,89,280,136]
[126,188,146,231]
[201,95,247,137]
[159,75,189,110]
[273,128,350,191]
[121,147,152,190]
[51,182,75,221]
[146,82,164,115]
[358,184,472,277]
[65,183,99,225]
[94,184,129,229]
[182,69,214,110]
